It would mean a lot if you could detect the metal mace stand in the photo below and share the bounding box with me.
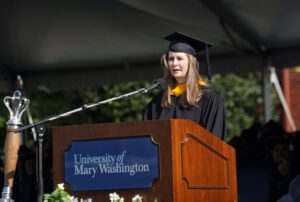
[15,78,164,202]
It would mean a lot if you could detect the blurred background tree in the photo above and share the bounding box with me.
[210,72,280,141]
[0,72,280,149]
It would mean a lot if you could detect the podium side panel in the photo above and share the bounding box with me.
[171,119,237,202]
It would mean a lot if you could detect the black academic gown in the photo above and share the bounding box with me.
[143,86,226,140]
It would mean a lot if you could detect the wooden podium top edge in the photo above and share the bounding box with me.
[52,119,184,130]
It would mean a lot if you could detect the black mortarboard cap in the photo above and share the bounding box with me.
[164,32,213,80]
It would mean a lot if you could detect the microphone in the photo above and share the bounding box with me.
[144,78,165,93]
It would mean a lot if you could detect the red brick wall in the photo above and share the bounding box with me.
[281,67,300,132]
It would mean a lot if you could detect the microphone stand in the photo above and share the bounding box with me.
[15,80,162,202]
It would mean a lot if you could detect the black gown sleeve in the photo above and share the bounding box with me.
[143,92,163,121]
[143,102,152,120]
[201,90,226,140]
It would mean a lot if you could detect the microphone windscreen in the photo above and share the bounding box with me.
[155,78,165,88]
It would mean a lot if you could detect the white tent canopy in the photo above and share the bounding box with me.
[0,0,299,92]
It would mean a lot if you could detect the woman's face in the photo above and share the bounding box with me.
[168,51,189,84]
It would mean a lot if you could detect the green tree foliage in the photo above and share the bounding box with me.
[0,81,158,148]
[210,73,280,141]
[0,73,280,149]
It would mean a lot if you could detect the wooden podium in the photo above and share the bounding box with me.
[53,119,237,202]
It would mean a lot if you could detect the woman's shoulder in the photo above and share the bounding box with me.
[201,85,224,101]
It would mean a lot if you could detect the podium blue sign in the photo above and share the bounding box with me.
[64,136,159,191]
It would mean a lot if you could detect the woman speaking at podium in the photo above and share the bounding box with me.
[143,32,226,140]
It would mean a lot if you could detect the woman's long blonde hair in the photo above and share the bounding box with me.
[161,52,203,108]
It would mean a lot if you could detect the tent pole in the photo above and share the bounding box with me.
[270,67,297,132]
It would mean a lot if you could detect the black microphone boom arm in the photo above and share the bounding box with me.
[15,78,164,133]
